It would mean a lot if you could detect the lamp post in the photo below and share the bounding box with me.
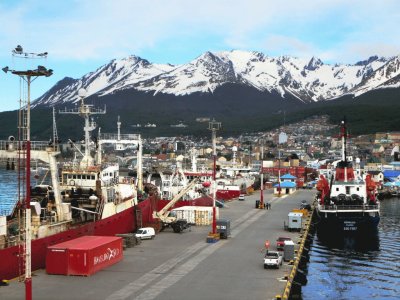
[259,139,264,209]
[3,46,52,300]
[208,119,221,234]
[278,148,281,197]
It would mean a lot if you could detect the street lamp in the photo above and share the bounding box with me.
[278,149,281,197]
[3,47,52,300]
[259,138,264,209]
[208,119,221,235]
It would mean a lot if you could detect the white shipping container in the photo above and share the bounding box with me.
[172,206,219,226]
[174,207,196,224]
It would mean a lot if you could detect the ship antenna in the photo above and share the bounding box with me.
[52,107,58,150]
[59,88,106,168]
[340,117,348,162]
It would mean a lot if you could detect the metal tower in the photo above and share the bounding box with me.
[2,45,53,300]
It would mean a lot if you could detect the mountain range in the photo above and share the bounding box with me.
[33,50,400,108]
[1,50,400,139]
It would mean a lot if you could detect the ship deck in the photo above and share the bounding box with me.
[0,189,314,300]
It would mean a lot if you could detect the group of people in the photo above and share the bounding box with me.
[263,202,271,210]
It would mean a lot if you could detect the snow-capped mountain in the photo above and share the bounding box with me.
[33,50,399,108]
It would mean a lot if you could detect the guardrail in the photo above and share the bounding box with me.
[279,206,314,300]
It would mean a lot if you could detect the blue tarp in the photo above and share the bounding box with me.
[274,181,296,188]
[383,170,400,179]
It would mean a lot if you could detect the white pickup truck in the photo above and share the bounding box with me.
[264,251,283,269]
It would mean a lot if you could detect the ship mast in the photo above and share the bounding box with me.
[208,119,221,235]
[59,89,106,168]
[339,119,348,162]
[2,45,52,300]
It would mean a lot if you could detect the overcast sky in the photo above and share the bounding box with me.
[0,0,399,112]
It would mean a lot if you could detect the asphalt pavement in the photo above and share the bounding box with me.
[0,189,315,300]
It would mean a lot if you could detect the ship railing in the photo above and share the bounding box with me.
[99,133,141,141]
[320,204,379,211]
[101,176,119,187]
[0,140,59,152]
[61,164,100,173]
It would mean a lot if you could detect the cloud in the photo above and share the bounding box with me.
[1,0,400,64]
[0,1,342,60]
[262,35,314,58]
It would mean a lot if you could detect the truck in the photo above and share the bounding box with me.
[264,251,283,269]
[152,178,199,233]
[287,212,303,231]
[276,237,292,250]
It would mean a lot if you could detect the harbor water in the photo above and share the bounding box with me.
[0,169,19,216]
[302,198,400,299]
[0,168,50,216]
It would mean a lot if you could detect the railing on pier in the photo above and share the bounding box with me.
[319,204,379,211]
[280,205,315,300]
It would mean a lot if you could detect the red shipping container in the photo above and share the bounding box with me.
[46,236,123,276]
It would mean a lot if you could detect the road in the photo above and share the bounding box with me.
[0,189,315,300]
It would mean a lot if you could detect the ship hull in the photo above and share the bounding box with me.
[216,189,241,200]
[316,210,380,234]
[0,199,152,280]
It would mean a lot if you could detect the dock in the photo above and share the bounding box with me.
[0,189,315,300]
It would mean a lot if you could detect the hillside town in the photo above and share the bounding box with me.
[52,115,400,198]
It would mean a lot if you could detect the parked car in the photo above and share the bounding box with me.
[276,237,292,250]
[300,200,311,210]
[238,194,245,201]
[135,227,156,240]
[264,251,283,269]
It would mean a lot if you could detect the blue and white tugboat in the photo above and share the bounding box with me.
[315,119,380,233]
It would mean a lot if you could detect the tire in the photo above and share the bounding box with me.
[264,265,267,269]
[173,226,181,233]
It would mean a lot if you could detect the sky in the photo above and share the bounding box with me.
[0,0,399,112]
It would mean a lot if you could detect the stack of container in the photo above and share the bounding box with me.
[172,206,219,225]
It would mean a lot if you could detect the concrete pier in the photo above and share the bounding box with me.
[0,189,315,300]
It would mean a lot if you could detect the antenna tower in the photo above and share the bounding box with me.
[2,45,52,300]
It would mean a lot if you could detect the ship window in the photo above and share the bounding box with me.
[346,186,350,194]
[357,187,359,191]
[336,188,339,191]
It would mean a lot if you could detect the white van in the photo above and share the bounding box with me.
[135,227,156,240]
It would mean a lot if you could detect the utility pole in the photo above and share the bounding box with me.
[208,119,221,234]
[278,149,281,197]
[259,139,264,209]
[3,45,53,300]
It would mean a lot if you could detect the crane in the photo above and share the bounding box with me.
[152,178,200,232]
